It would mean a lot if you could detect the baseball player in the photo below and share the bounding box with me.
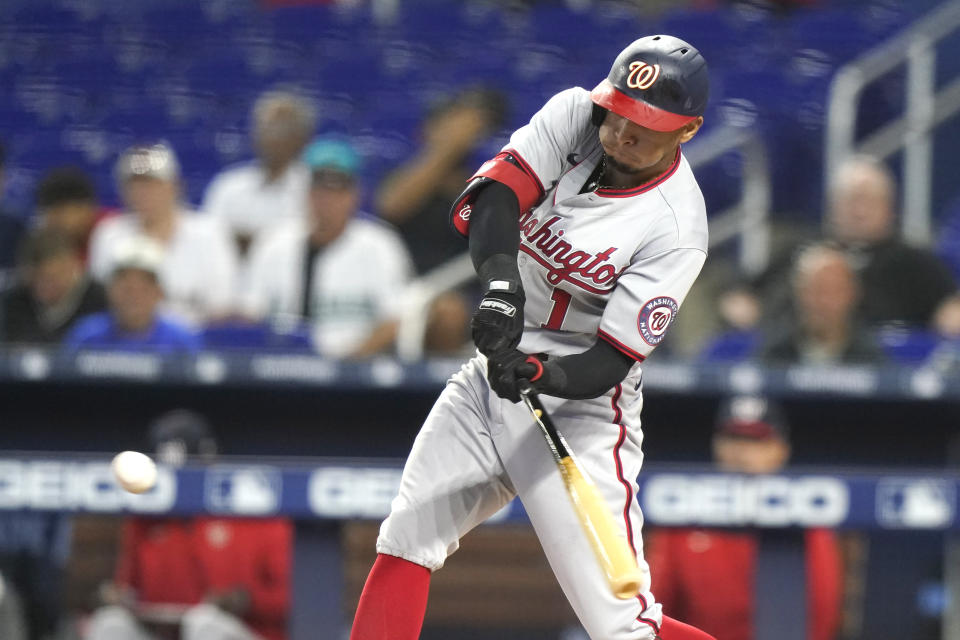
[351,35,716,640]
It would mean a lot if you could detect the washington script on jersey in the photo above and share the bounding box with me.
[518,211,622,293]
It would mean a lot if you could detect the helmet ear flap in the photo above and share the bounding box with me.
[591,104,607,127]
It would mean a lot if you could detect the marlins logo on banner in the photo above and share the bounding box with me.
[637,296,678,345]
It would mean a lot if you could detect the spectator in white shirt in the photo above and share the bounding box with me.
[89,143,238,326]
[202,91,316,258]
[243,136,413,359]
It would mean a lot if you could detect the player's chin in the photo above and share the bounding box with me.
[604,152,654,175]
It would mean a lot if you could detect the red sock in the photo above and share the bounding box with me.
[658,615,717,640]
[350,553,431,640]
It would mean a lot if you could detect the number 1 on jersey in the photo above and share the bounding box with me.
[542,288,572,330]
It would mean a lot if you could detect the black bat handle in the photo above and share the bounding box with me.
[519,385,570,459]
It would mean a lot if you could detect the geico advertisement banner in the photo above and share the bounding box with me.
[0,460,176,512]
[640,474,849,527]
[0,460,957,530]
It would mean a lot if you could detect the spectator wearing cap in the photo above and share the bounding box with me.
[87,409,291,640]
[88,143,238,325]
[64,236,199,353]
[645,396,843,640]
[760,243,885,365]
[243,135,413,359]
[0,227,107,345]
[202,91,315,259]
[34,167,108,264]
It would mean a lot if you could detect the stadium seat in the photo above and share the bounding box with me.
[876,327,942,365]
[699,330,761,363]
[200,321,314,352]
[0,0,932,227]
[787,8,876,67]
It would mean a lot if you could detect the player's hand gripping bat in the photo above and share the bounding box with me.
[519,385,645,599]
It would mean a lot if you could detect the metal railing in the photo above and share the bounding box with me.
[684,125,771,277]
[395,125,772,360]
[825,0,960,245]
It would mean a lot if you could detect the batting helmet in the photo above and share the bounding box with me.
[591,35,709,132]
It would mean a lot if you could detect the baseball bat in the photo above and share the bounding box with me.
[519,386,645,600]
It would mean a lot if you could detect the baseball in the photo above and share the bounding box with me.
[111,451,158,494]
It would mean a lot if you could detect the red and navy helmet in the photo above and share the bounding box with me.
[591,35,709,132]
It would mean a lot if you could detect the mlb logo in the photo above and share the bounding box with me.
[205,466,281,515]
[876,479,955,529]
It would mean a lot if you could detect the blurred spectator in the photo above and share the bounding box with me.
[376,86,508,274]
[88,143,238,325]
[741,156,959,336]
[0,509,71,640]
[697,279,765,363]
[760,244,884,364]
[64,237,200,353]
[202,91,315,258]
[35,168,106,263]
[0,141,27,280]
[375,87,507,354]
[646,395,843,640]
[86,410,290,640]
[0,228,108,345]
[0,572,27,640]
[243,135,413,359]
[717,281,762,333]
[827,156,958,329]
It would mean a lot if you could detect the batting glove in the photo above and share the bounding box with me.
[471,286,525,356]
[487,350,548,403]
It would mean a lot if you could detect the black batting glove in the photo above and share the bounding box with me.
[487,349,549,403]
[471,286,525,356]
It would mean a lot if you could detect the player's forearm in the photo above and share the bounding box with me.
[468,181,523,288]
[539,339,634,400]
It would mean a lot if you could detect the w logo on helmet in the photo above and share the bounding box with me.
[626,61,661,90]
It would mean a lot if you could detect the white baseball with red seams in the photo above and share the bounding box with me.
[377,87,708,640]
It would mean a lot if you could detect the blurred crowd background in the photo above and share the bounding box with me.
[1,0,959,363]
[2,0,960,639]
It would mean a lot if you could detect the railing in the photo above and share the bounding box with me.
[395,125,772,360]
[684,125,771,277]
[825,0,960,245]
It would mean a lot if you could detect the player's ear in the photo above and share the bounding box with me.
[677,117,704,144]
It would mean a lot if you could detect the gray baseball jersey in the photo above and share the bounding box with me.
[379,87,708,640]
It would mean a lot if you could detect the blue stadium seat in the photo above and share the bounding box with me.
[525,5,600,47]
[12,5,96,29]
[200,321,314,352]
[787,8,877,67]
[0,0,943,275]
[658,7,783,72]
[267,3,372,42]
[58,125,123,171]
[104,33,174,78]
[584,3,647,52]
[699,330,761,363]
[397,1,499,45]
[877,328,942,364]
